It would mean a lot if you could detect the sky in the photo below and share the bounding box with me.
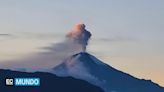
[0,0,164,86]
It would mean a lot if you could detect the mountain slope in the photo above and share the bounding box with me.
[53,52,164,92]
[0,69,104,92]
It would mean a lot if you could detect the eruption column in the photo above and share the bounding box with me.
[66,24,92,52]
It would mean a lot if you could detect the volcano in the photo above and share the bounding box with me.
[52,52,164,92]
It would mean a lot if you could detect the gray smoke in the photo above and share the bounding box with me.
[66,23,91,52]
[0,24,92,70]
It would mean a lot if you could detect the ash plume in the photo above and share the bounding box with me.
[66,23,91,52]
[0,23,92,70]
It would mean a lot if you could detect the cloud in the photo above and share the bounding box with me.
[17,32,63,39]
[0,33,12,37]
[0,33,14,41]
[97,36,137,42]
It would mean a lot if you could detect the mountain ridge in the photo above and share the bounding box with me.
[0,69,104,92]
[53,52,164,92]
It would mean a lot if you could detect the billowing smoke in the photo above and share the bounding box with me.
[0,23,92,71]
[66,23,91,52]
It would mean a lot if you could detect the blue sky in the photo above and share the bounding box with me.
[0,0,164,86]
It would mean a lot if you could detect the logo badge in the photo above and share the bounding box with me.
[5,78,40,86]
[6,78,14,86]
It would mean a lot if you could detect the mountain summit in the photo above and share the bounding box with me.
[53,52,164,92]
